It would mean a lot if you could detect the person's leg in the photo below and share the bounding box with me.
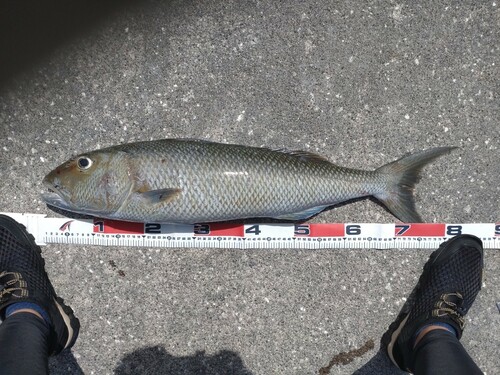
[0,312,50,375]
[383,234,484,374]
[412,328,482,374]
[0,215,80,374]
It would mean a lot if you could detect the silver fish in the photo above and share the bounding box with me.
[41,139,456,223]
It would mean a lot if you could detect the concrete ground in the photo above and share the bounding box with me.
[0,1,498,374]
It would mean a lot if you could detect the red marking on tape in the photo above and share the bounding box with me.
[308,223,345,237]
[195,223,244,237]
[59,220,74,232]
[93,219,144,234]
[395,223,445,237]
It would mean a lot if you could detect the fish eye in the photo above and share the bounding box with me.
[77,156,93,170]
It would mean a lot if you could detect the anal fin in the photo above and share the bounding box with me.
[273,205,328,221]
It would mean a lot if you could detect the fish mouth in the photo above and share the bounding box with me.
[41,191,74,211]
[41,179,75,211]
[41,179,108,217]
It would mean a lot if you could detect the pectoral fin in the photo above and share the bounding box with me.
[273,205,328,221]
[138,188,182,204]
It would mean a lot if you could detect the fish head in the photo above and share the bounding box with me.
[41,150,132,216]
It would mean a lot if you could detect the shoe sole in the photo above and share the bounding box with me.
[55,296,80,350]
[383,234,484,370]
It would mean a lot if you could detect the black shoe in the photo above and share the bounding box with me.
[0,214,80,355]
[382,234,483,372]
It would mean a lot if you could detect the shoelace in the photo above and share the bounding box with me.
[432,292,466,330]
[0,271,29,303]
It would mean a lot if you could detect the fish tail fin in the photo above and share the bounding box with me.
[374,147,457,223]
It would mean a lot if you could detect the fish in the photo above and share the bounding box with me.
[41,139,456,223]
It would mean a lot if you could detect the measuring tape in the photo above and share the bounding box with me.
[2,212,498,250]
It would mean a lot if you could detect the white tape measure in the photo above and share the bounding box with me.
[2,212,498,250]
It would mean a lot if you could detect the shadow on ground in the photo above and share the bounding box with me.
[352,349,405,375]
[114,346,253,375]
[0,0,149,89]
[47,344,405,375]
[49,350,84,375]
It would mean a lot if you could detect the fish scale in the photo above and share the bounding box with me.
[41,139,456,224]
[132,142,301,221]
